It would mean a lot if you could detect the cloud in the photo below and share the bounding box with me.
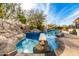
[59,9,79,25]
[21,3,37,10]
[57,5,69,15]
[44,4,58,24]
[21,3,79,26]
[58,5,78,19]
[36,3,54,24]
[63,9,79,21]
[44,4,50,15]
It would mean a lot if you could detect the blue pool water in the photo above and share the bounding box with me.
[16,32,40,53]
[25,32,40,40]
[45,29,60,51]
[16,29,60,53]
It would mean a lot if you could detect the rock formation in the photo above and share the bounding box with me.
[0,19,24,55]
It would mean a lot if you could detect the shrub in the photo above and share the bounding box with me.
[70,29,77,35]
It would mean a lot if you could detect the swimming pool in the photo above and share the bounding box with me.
[16,29,60,53]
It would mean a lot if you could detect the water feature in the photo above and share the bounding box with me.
[16,29,60,53]
[45,29,60,51]
[16,32,41,53]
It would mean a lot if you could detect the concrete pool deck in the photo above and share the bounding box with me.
[59,33,79,56]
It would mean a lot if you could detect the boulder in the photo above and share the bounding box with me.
[33,40,56,56]
[33,40,50,53]
[56,33,64,37]
[31,29,41,32]
[3,21,10,30]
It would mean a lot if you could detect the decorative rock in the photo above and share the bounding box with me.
[33,40,50,53]
[56,33,64,37]
[31,29,41,32]
[3,21,10,30]
[0,35,7,41]
[33,39,56,56]
[8,50,17,56]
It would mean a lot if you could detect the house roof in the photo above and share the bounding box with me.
[74,18,79,23]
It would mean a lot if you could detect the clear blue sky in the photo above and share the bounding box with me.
[35,3,79,26]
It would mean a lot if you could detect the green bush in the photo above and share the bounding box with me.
[18,15,26,24]
[70,29,77,35]
[29,23,37,30]
[37,24,44,31]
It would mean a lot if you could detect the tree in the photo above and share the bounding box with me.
[17,5,27,24]
[0,3,27,23]
[26,9,46,31]
[0,3,18,19]
[0,3,46,31]
[0,3,4,18]
[18,14,27,24]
